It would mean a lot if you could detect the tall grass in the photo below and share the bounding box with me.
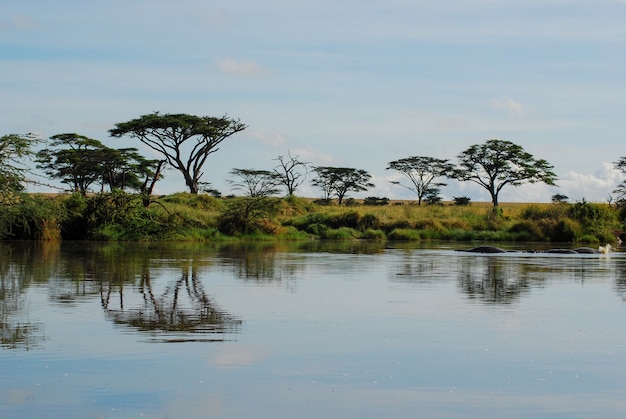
[2,193,622,244]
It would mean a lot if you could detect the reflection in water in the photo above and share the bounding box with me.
[0,243,51,349]
[102,262,241,340]
[0,242,242,346]
[2,242,626,418]
[457,256,533,304]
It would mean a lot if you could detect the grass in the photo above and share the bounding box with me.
[3,192,623,244]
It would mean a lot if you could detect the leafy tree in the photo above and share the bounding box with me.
[454,139,557,207]
[311,166,374,205]
[273,151,309,196]
[36,133,108,195]
[613,157,626,207]
[229,169,281,197]
[387,156,454,206]
[0,133,39,193]
[551,193,569,204]
[109,112,247,194]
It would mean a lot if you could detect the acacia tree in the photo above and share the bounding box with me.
[36,133,108,195]
[228,168,281,197]
[109,112,247,194]
[311,166,374,205]
[0,133,39,193]
[387,156,453,205]
[272,151,309,196]
[454,139,557,207]
[36,133,160,196]
[613,157,626,206]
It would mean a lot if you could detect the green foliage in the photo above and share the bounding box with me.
[453,196,472,206]
[363,197,389,206]
[217,197,281,235]
[0,193,63,240]
[551,218,582,242]
[388,228,422,241]
[110,112,247,194]
[454,139,557,207]
[387,156,453,206]
[0,133,39,193]
[311,166,374,205]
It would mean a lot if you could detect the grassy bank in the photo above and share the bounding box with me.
[1,191,624,244]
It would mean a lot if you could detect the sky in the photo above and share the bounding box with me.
[2,0,626,202]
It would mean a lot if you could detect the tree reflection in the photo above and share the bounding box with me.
[101,261,241,338]
[0,243,52,350]
[457,256,532,305]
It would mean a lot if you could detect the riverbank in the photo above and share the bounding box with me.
[1,191,623,244]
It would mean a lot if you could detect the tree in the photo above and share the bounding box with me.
[36,133,159,196]
[36,133,108,195]
[387,156,453,205]
[0,133,39,193]
[454,139,557,207]
[109,112,247,194]
[229,169,281,197]
[613,157,626,206]
[311,166,374,205]
[273,151,309,196]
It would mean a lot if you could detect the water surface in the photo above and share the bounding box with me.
[1,241,626,418]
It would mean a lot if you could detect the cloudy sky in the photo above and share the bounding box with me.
[2,0,626,202]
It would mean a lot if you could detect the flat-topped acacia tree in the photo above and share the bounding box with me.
[109,112,247,194]
[454,139,557,207]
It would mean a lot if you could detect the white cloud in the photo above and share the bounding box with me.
[214,58,270,78]
[491,97,527,117]
[247,129,288,147]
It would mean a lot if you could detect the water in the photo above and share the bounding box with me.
[2,241,626,418]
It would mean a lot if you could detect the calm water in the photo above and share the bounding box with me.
[1,241,626,418]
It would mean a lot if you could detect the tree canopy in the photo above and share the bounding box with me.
[387,156,453,205]
[454,139,557,207]
[229,168,281,197]
[109,112,247,194]
[0,133,39,193]
[35,133,160,196]
[311,166,374,205]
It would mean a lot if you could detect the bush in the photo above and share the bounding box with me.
[551,218,582,242]
[363,197,389,206]
[453,196,471,206]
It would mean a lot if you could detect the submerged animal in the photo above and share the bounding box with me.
[458,244,613,255]
[456,246,508,253]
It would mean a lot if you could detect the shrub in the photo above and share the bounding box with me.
[551,218,582,242]
[363,197,389,206]
[388,228,421,241]
[453,196,471,206]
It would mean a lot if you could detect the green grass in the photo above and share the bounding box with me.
[3,192,622,244]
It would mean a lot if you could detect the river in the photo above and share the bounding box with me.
[1,241,626,418]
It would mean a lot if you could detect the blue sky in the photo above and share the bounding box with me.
[2,0,626,202]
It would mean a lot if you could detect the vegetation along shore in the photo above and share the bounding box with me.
[2,112,626,243]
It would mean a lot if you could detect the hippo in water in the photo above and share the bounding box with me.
[456,246,508,253]
[458,244,613,254]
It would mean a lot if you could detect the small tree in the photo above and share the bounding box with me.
[36,133,108,195]
[0,133,39,193]
[273,151,309,196]
[387,156,453,205]
[311,166,374,205]
[454,139,557,208]
[229,169,281,197]
[613,157,626,207]
[551,193,569,204]
[110,112,247,194]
